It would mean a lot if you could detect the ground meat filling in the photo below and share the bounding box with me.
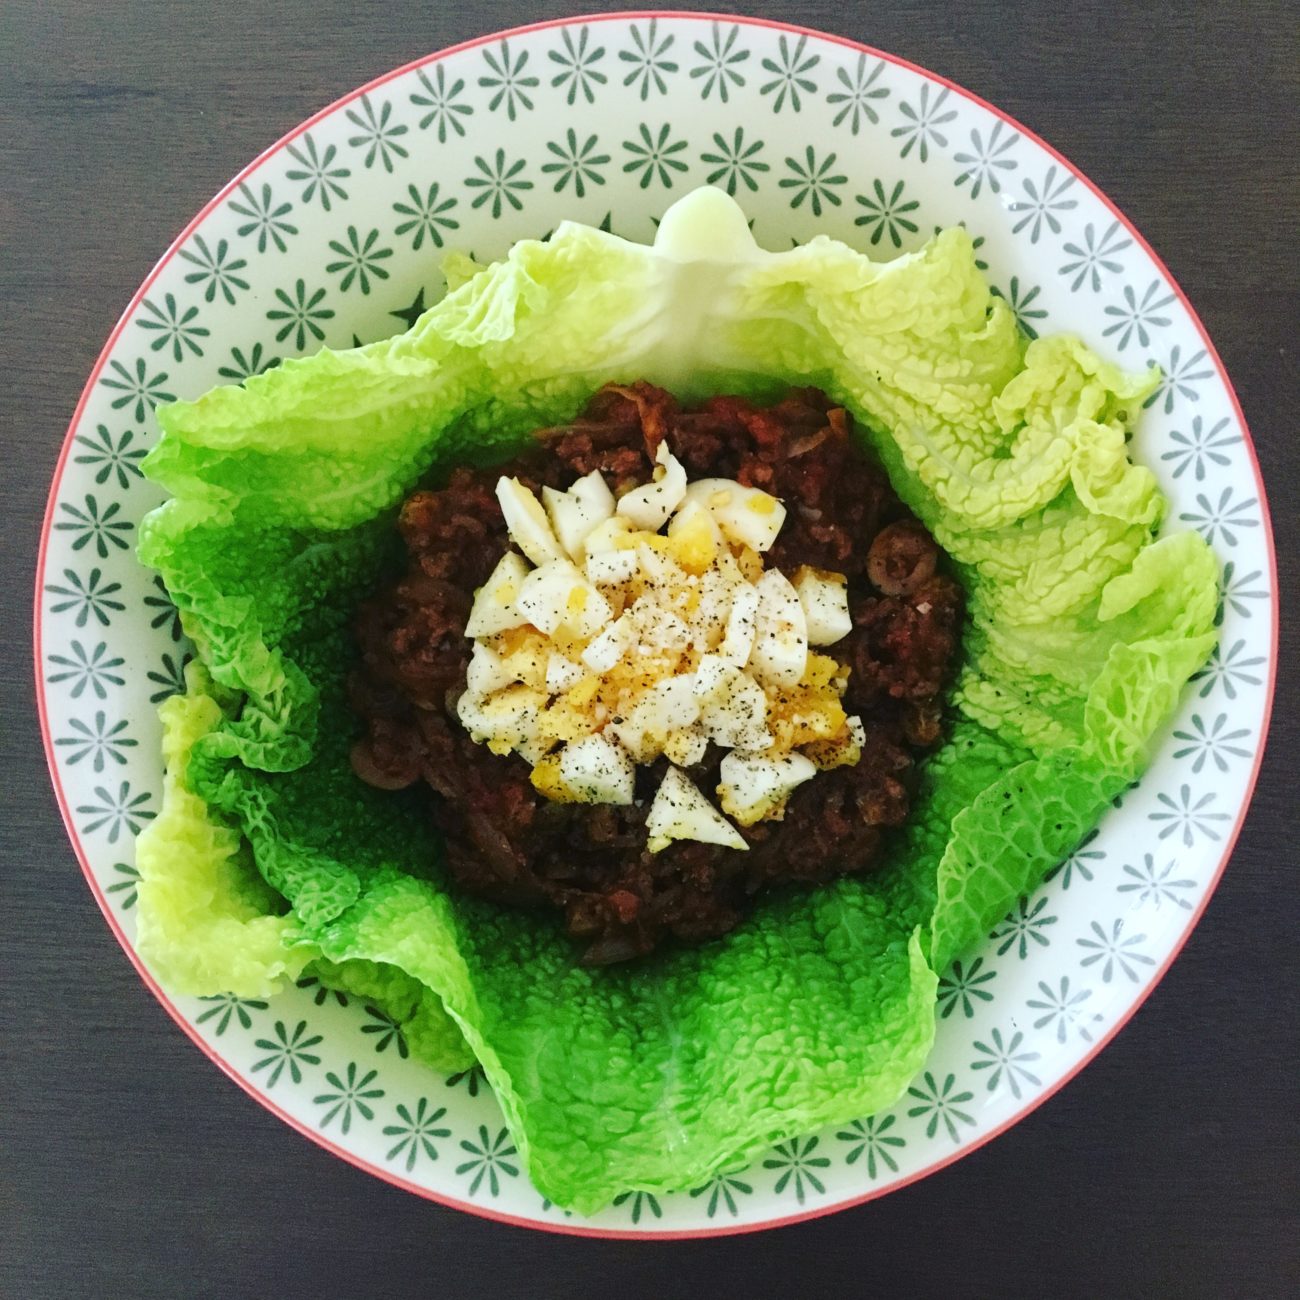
[349,384,964,965]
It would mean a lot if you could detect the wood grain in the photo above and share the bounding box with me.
[3,2,1297,1296]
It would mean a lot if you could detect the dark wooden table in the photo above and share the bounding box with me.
[4,3,1296,1296]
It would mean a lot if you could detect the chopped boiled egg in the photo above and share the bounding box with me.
[558,733,635,804]
[461,458,867,845]
[542,470,615,561]
[794,566,853,645]
[585,547,639,589]
[717,751,817,826]
[617,443,688,530]
[545,653,585,695]
[517,560,612,638]
[717,581,760,666]
[496,477,568,566]
[749,569,808,686]
[645,766,747,853]
[681,479,786,552]
[694,654,771,751]
[609,675,700,762]
[464,551,532,638]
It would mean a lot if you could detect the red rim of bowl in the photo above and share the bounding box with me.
[33,10,1279,1240]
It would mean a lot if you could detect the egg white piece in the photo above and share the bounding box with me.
[794,566,853,645]
[496,477,568,566]
[581,616,632,673]
[517,560,612,638]
[681,478,786,552]
[749,569,808,685]
[542,470,615,561]
[610,675,701,761]
[545,653,585,695]
[645,766,747,853]
[585,548,639,589]
[465,643,515,699]
[718,751,818,826]
[617,442,688,530]
[558,733,635,805]
[717,581,760,665]
[694,653,771,751]
[464,551,532,638]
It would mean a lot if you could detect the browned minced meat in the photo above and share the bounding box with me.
[349,384,964,965]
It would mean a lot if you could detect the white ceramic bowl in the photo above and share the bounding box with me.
[36,13,1275,1237]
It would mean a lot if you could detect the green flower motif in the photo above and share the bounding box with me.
[936,955,997,1019]
[1179,486,1258,549]
[1007,166,1078,242]
[1143,340,1213,410]
[690,22,749,102]
[228,181,298,254]
[1161,415,1237,482]
[100,357,174,424]
[360,1004,408,1057]
[700,127,769,196]
[1118,853,1196,910]
[759,33,819,114]
[853,178,920,248]
[392,181,459,250]
[345,95,409,173]
[389,286,430,331]
[970,1028,1041,1099]
[479,40,539,121]
[1044,828,1104,889]
[549,26,607,105]
[74,424,146,490]
[314,1063,385,1134]
[231,182,299,254]
[892,84,956,162]
[1216,561,1268,623]
[1059,220,1132,293]
[688,1168,754,1218]
[295,973,349,1007]
[827,54,888,134]
[1172,712,1252,774]
[618,19,678,100]
[991,276,1048,339]
[45,567,125,629]
[457,1125,519,1197]
[217,341,281,384]
[196,992,268,1036]
[77,781,154,843]
[1124,290,1188,355]
[136,292,209,361]
[1026,976,1102,1043]
[1192,638,1264,702]
[252,1019,323,1087]
[612,1190,663,1224]
[410,64,472,142]
[836,1114,905,1178]
[178,234,250,305]
[541,129,610,198]
[325,226,394,295]
[285,134,351,211]
[384,1099,451,1171]
[991,893,1057,959]
[906,1071,976,1142]
[763,1136,830,1203]
[267,279,334,351]
[105,860,141,910]
[144,573,183,641]
[1150,783,1231,846]
[55,710,136,772]
[446,1063,487,1096]
[622,122,689,190]
[779,147,847,216]
[47,640,125,701]
[1077,918,1155,984]
[56,494,132,559]
[146,650,191,704]
[953,120,1019,199]
[465,149,534,219]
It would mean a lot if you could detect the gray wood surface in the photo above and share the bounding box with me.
[3,2,1297,1296]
